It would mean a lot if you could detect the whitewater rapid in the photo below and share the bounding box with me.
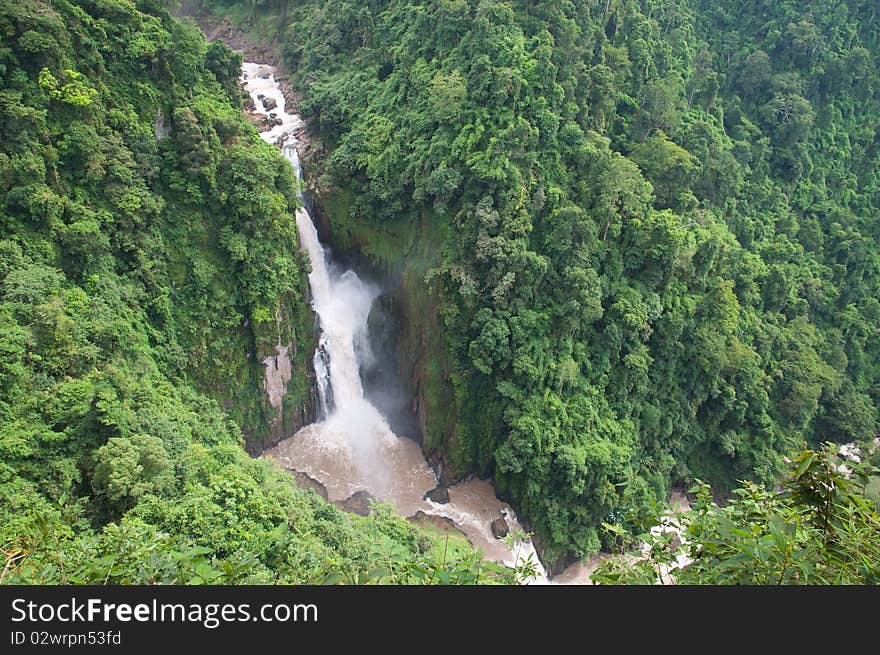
[241,62,552,582]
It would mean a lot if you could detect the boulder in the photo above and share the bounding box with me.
[336,490,375,517]
[290,471,328,501]
[423,486,449,504]
[407,511,469,542]
[251,115,273,131]
[491,517,509,539]
[262,96,277,111]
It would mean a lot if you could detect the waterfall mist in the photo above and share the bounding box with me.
[360,293,421,443]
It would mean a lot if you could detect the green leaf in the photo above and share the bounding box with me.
[322,572,343,585]
[794,453,816,480]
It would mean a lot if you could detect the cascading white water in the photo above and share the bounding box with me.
[242,62,551,583]
[313,338,333,417]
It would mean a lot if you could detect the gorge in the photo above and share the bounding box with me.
[2,0,878,588]
[243,61,557,582]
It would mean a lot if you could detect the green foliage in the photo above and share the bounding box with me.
[592,445,880,584]
[93,434,175,512]
[208,0,880,563]
[38,67,98,106]
[205,40,244,101]
[1,0,504,586]
[4,0,876,582]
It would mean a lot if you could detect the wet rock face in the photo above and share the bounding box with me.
[491,517,509,539]
[262,344,292,411]
[255,342,310,450]
[361,292,421,445]
[154,110,170,140]
[262,96,277,111]
[424,486,449,504]
[407,511,470,541]
[335,490,375,516]
[289,470,329,501]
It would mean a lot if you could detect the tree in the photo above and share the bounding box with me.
[629,131,698,210]
[92,434,175,512]
[737,50,771,101]
[205,40,244,101]
[38,68,98,107]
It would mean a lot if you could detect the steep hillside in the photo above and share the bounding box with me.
[0,0,505,584]
[195,0,880,563]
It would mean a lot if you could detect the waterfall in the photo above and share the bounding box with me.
[313,337,333,418]
[242,62,551,584]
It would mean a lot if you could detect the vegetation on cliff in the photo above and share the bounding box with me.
[0,0,507,584]
[593,445,880,584]
[199,0,880,564]
[3,0,878,586]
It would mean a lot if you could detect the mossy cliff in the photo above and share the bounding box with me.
[305,181,470,484]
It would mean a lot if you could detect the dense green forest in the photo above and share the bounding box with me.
[2,0,878,585]
[0,0,509,584]
[196,0,880,565]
